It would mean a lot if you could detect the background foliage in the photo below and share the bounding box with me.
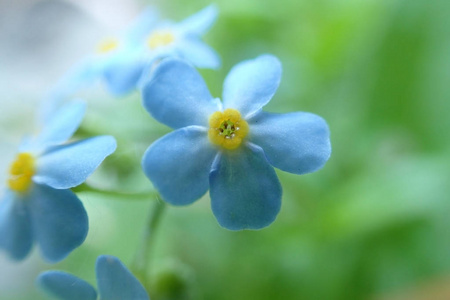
[1,0,450,299]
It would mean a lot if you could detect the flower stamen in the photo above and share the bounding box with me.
[147,31,175,50]
[8,153,35,193]
[96,38,119,54]
[208,109,249,150]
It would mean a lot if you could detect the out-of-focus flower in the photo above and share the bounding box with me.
[50,4,220,100]
[0,101,117,262]
[141,55,331,230]
[38,255,149,300]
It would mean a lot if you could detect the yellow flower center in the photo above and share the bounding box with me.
[208,109,249,150]
[7,153,36,193]
[147,31,175,50]
[96,38,119,54]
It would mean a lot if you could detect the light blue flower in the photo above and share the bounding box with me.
[0,101,116,262]
[50,4,220,100]
[38,255,149,300]
[136,4,220,86]
[141,55,331,230]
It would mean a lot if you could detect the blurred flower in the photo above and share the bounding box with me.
[38,255,149,300]
[50,4,220,101]
[136,4,220,87]
[141,55,331,230]
[0,101,117,262]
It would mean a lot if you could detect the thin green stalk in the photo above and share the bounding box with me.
[131,195,166,292]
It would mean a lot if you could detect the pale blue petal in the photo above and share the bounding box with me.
[177,4,218,36]
[102,59,145,96]
[38,271,97,300]
[33,136,117,189]
[34,101,86,149]
[124,7,159,45]
[136,56,163,90]
[142,126,217,205]
[96,255,149,300]
[141,59,220,129]
[249,112,331,174]
[30,184,88,262]
[0,190,32,260]
[222,55,282,117]
[46,58,99,105]
[177,38,221,69]
[209,144,282,230]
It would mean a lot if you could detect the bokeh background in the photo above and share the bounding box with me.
[1,0,450,299]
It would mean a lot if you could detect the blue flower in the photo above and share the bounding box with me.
[38,255,149,300]
[136,4,220,86]
[0,101,116,262]
[51,4,220,99]
[141,55,331,230]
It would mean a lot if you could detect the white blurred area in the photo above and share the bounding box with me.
[0,1,146,299]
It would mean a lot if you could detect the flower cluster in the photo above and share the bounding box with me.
[1,3,332,299]
[50,4,220,100]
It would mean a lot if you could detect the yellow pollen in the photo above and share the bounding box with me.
[147,31,175,50]
[7,153,35,193]
[208,109,249,150]
[96,39,119,54]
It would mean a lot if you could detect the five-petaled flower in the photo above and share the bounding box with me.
[51,4,220,100]
[0,101,116,262]
[141,55,331,230]
[38,255,149,300]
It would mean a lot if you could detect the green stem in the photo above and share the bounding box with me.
[131,195,166,292]
[72,183,155,200]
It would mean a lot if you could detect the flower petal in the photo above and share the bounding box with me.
[209,144,282,230]
[28,101,86,152]
[249,111,331,174]
[96,255,149,300]
[177,38,221,69]
[177,4,218,36]
[38,271,97,300]
[102,58,145,96]
[141,59,219,129]
[142,126,217,205]
[42,58,101,121]
[30,184,88,262]
[33,136,117,189]
[222,55,282,118]
[0,190,33,260]
[124,7,159,45]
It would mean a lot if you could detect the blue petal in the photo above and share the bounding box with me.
[124,7,159,45]
[0,190,33,260]
[209,144,282,230]
[142,126,217,205]
[46,58,99,105]
[102,58,145,96]
[141,59,220,129]
[177,4,218,36]
[96,255,149,300]
[37,271,97,300]
[222,55,282,118]
[29,184,88,262]
[34,101,86,150]
[177,38,221,69]
[249,112,331,174]
[33,136,117,189]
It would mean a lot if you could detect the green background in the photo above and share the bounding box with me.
[3,0,450,299]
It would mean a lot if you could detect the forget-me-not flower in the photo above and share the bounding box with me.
[0,101,116,262]
[38,255,149,300]
[51,4,220,99]
[141,55,331,230]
